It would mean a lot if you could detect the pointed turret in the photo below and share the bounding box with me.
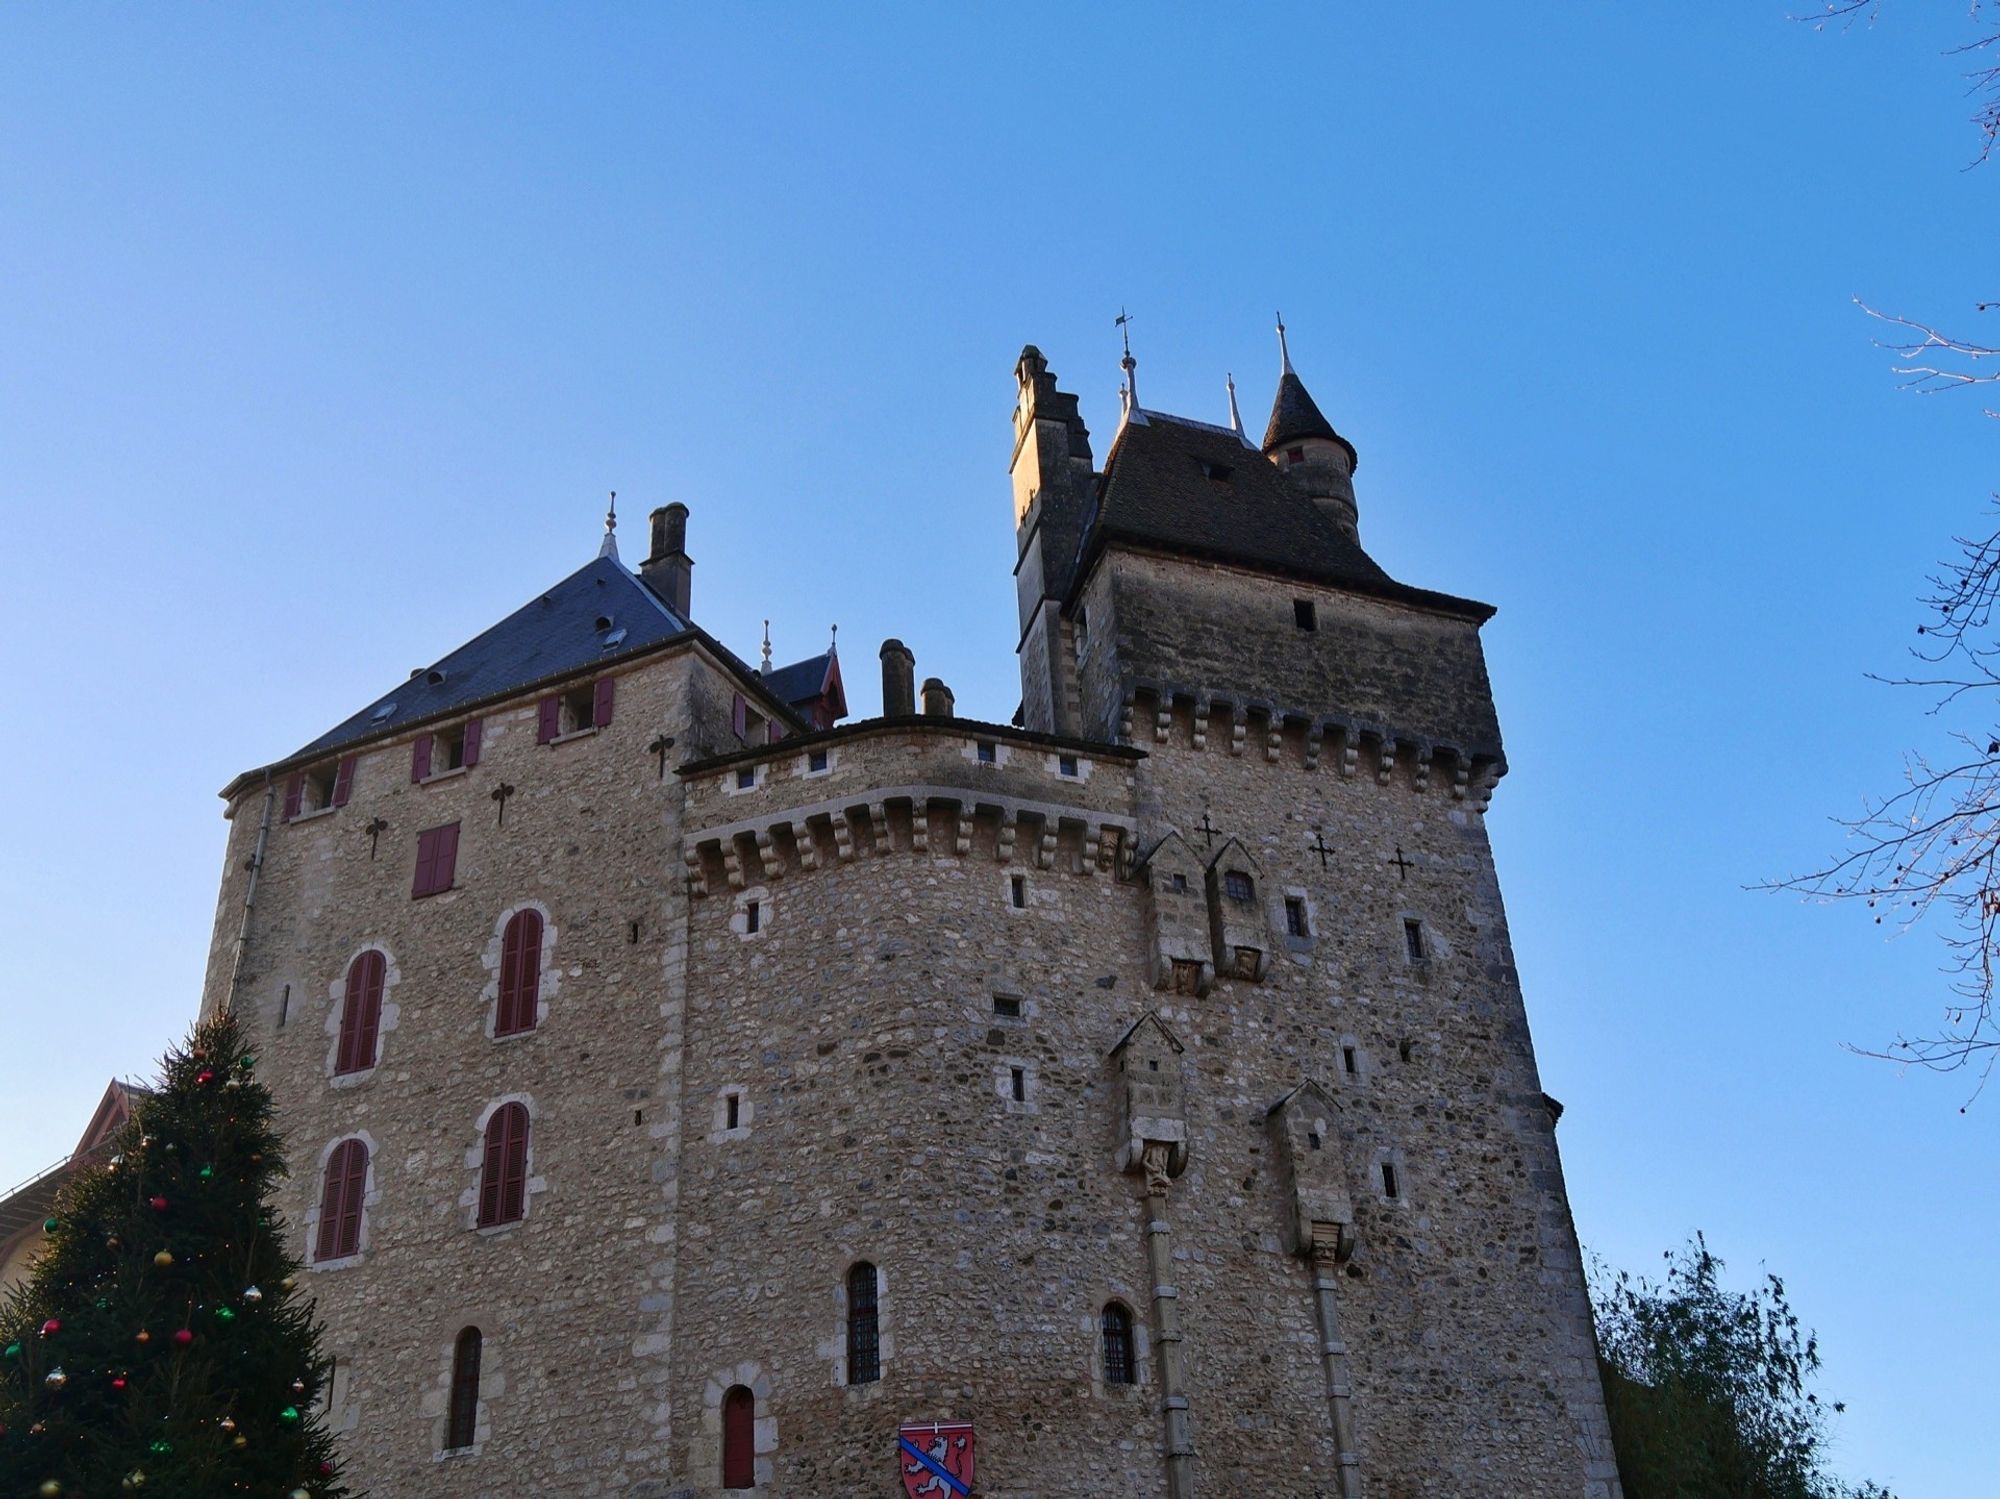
[1263,316,1361,542]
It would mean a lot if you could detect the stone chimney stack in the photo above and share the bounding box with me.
[920,677,955,718]
[641,503,694,617]
[880,639,916,717]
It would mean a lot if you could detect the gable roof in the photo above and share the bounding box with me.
[1074,410,1490,621]
[1108,1010,1187,1058]
[1266,1078,1342,1119]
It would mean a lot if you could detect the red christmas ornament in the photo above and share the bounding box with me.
[172,1328,192,1346]
[148,1196,168,1213]
[196,1069,214,1085]
[319,1461,333,1476]
[134,1330,151,1345]
[39,1319,59,1338]
[111,1375,127,1391]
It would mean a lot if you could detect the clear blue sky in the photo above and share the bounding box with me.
[2,5,1993,1491]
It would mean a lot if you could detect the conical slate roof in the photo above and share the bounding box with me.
[1263,371,1355,465]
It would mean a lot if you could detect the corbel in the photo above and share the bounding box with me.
[796,817,821,871]
[754,826,783,881]
[996,812,1018,865]
[684,845,709,898]
[1414,746,1432,794]
[955,804,976,857]
[910,799,930,854]
[831,810,856,863]
[1376,738,1397,787]
[1037,821,1058,871]
[1229,705,1247,757]
[721,837,746,891]
[1081,823,1101,877]
[1304,722,1325,772]
[869,801,893,856]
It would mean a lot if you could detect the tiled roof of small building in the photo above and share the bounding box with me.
[1079,410,1490,618]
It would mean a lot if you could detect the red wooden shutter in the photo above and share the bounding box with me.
[412,828,438,898]
[436,822,460,890]
[497,910,542,1036]
[283,772,303,821]
[411,733,432,783]
[721,1386,755,1488]
[336,952,385,1074]
[479,1104,528,1226]
[732,694,747,738]
[594,675,615,728]
[537,695,560,744]
[501,1105,528,1221]
[331,755,356,807]
[477,1112,503,1225]
[463,717,483,767]
[315,1139,367,1260]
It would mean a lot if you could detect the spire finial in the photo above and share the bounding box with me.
[1276,312,1294,376]
[1226,372,1243,435]
[829,623,839,655]
[598,490,620,559]
[760,619,773,675]
[1115,307,1138,410]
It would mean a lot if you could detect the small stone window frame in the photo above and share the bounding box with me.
[1293,598,1317,632]
[1374,1146,1410,1206]
[996,1057,1038,1114]
[803,746,836,777]
[1046,750,1091,782]
[733,887,771,941]
[1006,872,1028,912]
[710,1085,753,1143]
[728,762,764,795]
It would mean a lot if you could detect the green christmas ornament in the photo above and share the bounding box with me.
[42,1216,58,1232]
[4,1341,21,1360]
[279,1404,300,1424]
[214,1305,236,1323]
[239,1053,256,1070]
[149,1438,172,1455]
[199,1165,214,1180]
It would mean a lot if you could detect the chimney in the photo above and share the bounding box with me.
[640,503,693,618]
[920,677,955,718]
[880,639,916,717]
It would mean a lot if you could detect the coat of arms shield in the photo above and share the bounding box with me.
[898,1421,975,1498]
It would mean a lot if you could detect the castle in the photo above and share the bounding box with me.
[196,329,1622,1498]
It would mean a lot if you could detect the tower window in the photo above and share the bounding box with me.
[284,756,354,819]
[725,1092,741,1130]
[477,1103,530,1228]
[561,683,598,733]
[993,994,1022,1018]
[1010,875,1026,909]
[977,740,997,764]
[1286,446,1306,465]
[314,1139,368,1261]
[745,900,761,935]
[1307,1130,1322,1151]
[446,1327,481,1451]
[846,1262,881,1384]
[496,909,543,1037]
[1058,754,1079,778]
[1381,1161,1401,1200]
[1010,1066,1026,1102]
[1224,870,1255,903]
[1170,872,1188,893]
[736,766,756,790]
[808,748,830,773]
[1101,1303,1136,1385]
[1293,599,1316,631]
[335,951,386,1075]
[1342,1045,1359,1076]
[1197,458,1234,483]
[1404,919,1427,962]
[721,1384,755,1488]
[1285,898,1309,938]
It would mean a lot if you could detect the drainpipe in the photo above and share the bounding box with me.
[224,776,277,1015]
[1310,1230,1364,1498]
[1141,1142,1195,1499]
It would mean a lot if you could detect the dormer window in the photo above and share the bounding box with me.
[1224,870,1255,903]
[1197,458,1233,483]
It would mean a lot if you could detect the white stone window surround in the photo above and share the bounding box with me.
[1373,1145,1411,1206]
[302,1130,382,1273]
[1003,870,1031,915]
[1336,1035,1370,1087]
[1280,885,1319,955]
[733,885,771,940]
[477,901,561,1042]
[425,1318,505,1460]
[801,746,837,778]
[819,1260,894,1391]
[696,1361,778,1490]
[1046,750,1093,783]
[1086,1293,1152,1396]
[962,738,1011,768]
[1398,911,1448,967]
[988,990,1036,1024]
[727,761,766,795]
[459,1093,548,1234]
[996,1057,1040,1114]
[709,1084,754,1143]
[324,943,401,1087]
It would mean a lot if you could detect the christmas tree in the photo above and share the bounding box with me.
[0,1011,347,1499]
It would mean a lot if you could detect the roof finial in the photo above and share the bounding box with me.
[598,490,620,560]
[1226,372,1243,435]
[829,622,839,655]
[1276,311,1294,376]
[760,619,773,675]
[1115,307,1138,411]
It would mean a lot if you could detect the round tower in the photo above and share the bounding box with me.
[1263,317,1361,542]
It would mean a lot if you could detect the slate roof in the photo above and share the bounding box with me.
[289,555,693,762]
[762,651,835,709]
[1264,371,1356,464]
[1077,410,1491,619]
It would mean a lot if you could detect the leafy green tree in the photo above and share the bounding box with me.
[0,1011,346,1499]
[1593,1235,1891,1499]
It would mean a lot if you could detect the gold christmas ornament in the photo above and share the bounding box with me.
[153,1250,174,1268]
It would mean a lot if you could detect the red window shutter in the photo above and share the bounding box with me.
[480,1104,528,1226]
[537,695,560,744]
[283,772,303,821]
[335,952,385,1075]
[497,910,542,1036]
[436,822,460,890]
[593,675,615,728]
[722,1386,755,1488]
[463,717,483,767]
[732,694,747,738]
[331,755,356,807]
[412,828,437,898]
[502,1107,528,1221]
[316,1139,367,1260]
[411,733,432,783]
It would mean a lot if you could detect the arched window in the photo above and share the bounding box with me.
[477,1104,529,1227]
[334,951,386,1074]
[446,1326,481,1450]
[721,1384,755,1489]
[846,1261,880,1385]
[1101,1302,1136,1386]
[314,1139,367,1261]
[496,909,543,1037]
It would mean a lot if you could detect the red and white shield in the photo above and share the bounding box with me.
[898,1421,975,1498]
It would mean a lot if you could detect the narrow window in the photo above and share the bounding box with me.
[335,951,386,1075]
[314,1139,367,1261]
[721,1384,755,1489]
[446,1327,481,1450]
[1398,1038,1417,1064]
[278,983,290,1028]
[745,900,761,934]
[1293,599,1316,631]
[809,748,829,773]
[1404,919,1426,961]
[304,762,340,812]
[560,683,597,733]
[735,766,756,790]
[1286,446,1306,465]
[846,1262,881,1384]
[1342,1045,1358,1076]
[1381,1161,1400,1200]
[1307,1130,1322,1151]
[1010,1067,1026,1102]
[976,740,996,764]
[1224,870,1254,902]
[478,1103,530,1227]
[412,823,461,899]
[725,1092,741,1130]
[1170,872,1188,893]
[1058,754,1079,777]
[1010,875,1026,909]
[496,910,543,1037]
[992,994,1021,1018]
[1285,898,1309,938]
[1102,1303,1136,1386]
